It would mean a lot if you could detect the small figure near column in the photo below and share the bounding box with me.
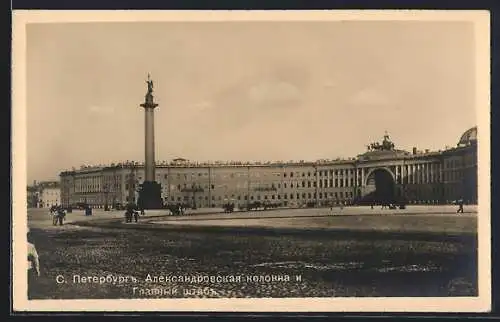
[56,206,66,225]
[456,197,464,214]
[85,205,92,217]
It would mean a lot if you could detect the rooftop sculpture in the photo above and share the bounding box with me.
[366,131,395,152]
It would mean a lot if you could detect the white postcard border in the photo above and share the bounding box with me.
[12,10,491,313]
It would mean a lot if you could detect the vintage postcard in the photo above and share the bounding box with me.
[12,10,491,312]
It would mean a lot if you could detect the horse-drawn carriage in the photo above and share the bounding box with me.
[222,203,235,213]
[380,201,406,210]
[125,210,139,223]
[164,203,186,216]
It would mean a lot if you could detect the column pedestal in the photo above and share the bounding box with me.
[138,181,163,210]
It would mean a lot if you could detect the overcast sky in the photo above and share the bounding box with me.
[26,20,476,183]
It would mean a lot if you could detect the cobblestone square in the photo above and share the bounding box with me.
[27,206,477,299]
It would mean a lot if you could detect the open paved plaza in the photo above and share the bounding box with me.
[148,205,477,234]
[26,205,478,299]
[30,204,477,230]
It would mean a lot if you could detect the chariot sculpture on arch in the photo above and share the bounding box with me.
[382,131,395,150]
[366,131,395,152]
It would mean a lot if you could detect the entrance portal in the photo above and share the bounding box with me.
[365,168,396,204]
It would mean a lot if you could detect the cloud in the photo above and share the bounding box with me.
[348,87,390,107]
[322,80,338,89]
[191,101,213,112]
[88,105,115,115]
[186,77,305,133]
[247,80,302,106]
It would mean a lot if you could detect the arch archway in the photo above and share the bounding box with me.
[364,168,396,204]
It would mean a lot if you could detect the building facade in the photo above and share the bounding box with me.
[27,181,61,208]
[27,184,39,208]
[59,127,478,209]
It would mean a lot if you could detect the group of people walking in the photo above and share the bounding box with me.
[124,203,145,223]
[49,205,66,226]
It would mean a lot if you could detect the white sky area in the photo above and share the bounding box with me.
[26,20,476,183]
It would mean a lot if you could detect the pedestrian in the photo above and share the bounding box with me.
[125,203,135,223]
[50,207,58,226]
[124,209,131,223]
[54,207,63,226]
[133,210,139,223]
[53,209,59,226]
[457,198,464,214]
[57,207,66,225]
[27,228,40,298]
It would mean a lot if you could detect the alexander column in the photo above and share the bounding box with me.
[138,74,163,209]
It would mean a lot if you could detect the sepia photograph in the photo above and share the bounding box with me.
[12,10,490,312]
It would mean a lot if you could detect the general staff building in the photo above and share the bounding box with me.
[59,127,478,209]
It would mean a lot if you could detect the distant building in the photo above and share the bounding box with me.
[59,127,477,209]
[26,182,39,208]
[28,181,61,208]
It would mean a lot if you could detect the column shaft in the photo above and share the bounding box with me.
[144,107,155,182]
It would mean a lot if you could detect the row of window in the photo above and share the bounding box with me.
[70,173,452,194]
[445,159,463,169]
[167,191,355,202]
[443,170,467,182]
[122,169,362,180]
[283,170,357,177]
[66,156,476,186]
[395,173,441,185]
[72,186,476,205]
[41,191,59,195]
[66,164,475,194]
[170,178,360,191]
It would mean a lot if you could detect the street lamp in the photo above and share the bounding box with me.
[353,161,358,205]
[401,158,407,209]
[127,163,138,206]
[247,166,251,210]
[103,184,109,211]
[314,165,318,207]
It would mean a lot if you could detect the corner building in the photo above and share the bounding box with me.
[59,127,477,209]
